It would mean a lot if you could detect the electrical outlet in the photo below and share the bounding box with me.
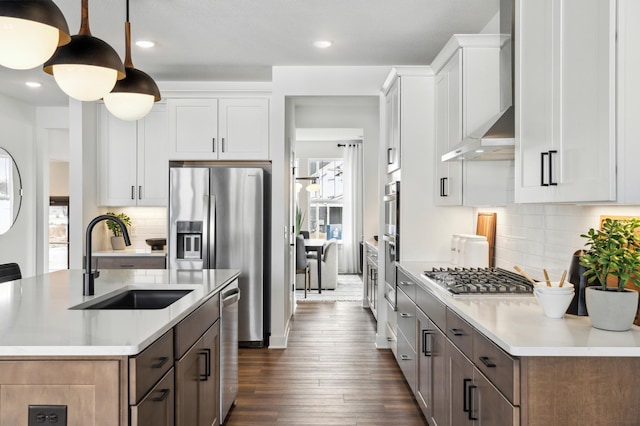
[28,405,67,425]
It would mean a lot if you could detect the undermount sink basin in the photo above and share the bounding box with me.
[75,289,193,310]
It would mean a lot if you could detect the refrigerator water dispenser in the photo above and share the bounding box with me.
[177,221,203,259]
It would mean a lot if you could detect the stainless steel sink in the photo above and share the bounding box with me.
[75,289,193,310]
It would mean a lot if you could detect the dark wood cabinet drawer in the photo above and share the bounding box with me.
[397,267,417,302]
[396,287,416,351]
[396,327,417,393]
[130,368,175,426]
[174,293,220,359]
[129,329,174,405]
[92,256,166,269]
[416,286,446,332]
[473,329,520,406]
[446,309,473,359]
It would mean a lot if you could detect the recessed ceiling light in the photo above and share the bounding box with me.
[135,40,155,49]
[313,40,332,49]
[475,149,485,153]
[25,81,42,88]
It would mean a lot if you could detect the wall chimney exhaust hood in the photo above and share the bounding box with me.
[441,106,514,161]
[442,0,514,162]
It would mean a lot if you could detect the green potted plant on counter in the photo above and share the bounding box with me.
[580,217,640,331]
[106,211,132,250]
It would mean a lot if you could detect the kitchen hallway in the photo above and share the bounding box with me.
[226,302,426,425]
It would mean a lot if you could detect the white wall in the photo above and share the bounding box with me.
[270,66,391,348]
[0,94,36,277]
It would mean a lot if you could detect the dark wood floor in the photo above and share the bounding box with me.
[225,302,427,425]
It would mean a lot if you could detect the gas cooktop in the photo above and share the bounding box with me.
[422,267,534,295]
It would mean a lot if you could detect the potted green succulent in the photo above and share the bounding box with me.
[295,205,305,237]
[580,218,640,331]
[105,211,132,250]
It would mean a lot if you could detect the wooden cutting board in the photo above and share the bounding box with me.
[476,212,497,267]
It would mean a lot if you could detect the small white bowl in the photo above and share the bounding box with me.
[534,282,574,294]
[534,290,574,319]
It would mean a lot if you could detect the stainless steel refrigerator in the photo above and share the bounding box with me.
[168,162,269,347]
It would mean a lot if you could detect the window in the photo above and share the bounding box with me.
[308,159,343,240]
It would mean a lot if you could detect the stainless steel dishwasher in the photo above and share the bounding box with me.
[220,281,241,423]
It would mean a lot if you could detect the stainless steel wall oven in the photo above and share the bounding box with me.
[383,181,399,310]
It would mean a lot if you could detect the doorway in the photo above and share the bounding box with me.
[48,196,69,271]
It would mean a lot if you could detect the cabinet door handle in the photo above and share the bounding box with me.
[548,150,558,186]
[540,151,549,186]
[399,312,411,318]
[399,280,413,287]
[479,356,496,368]
[441,177,448,197]
[468,384,478,420]
[199,348,211,381]
[212,137,216,152]
[222,137,225,152]
[131,185,135,199]
[138,185,142,199]
[400,354,411,361]
[152,388,171,402]
[448,328,464,336]
[119,264,135,268]
[151,356,169,369]
[422,329,433,356]
[463,378,472,413]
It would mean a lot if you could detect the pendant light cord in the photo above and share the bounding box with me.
[126,0,129,23]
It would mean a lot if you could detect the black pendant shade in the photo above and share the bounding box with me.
[0,0,71,46]
[43,33,125,78]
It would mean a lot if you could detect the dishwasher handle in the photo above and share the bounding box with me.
[222,288,241,307]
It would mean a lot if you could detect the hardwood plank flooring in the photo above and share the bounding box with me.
[225,302,427,426]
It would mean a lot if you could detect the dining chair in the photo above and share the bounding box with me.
[0,263,22,284]
[295,235,311,298]
[299,230,310,239]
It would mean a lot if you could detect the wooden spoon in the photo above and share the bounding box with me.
[513,266,538,286]
[543,269,552,287]
[559,270,567,288]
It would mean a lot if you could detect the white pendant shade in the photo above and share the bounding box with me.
[0,16,59,69]
[53,64,118,101]
[306,183,321,192]
[104,91,154,121]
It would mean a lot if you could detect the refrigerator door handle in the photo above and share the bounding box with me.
[203,194,216,269]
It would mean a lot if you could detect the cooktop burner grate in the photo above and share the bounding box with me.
[423,267,534,295]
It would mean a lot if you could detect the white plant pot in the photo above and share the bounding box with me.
[585,287,639,331]
[111,236,126,250]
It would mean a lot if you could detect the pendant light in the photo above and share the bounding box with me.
[103,0,160,121]
[0,0,70,69]
[43,0,125,102]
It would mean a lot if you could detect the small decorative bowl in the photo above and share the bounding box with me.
[145,238,167,251]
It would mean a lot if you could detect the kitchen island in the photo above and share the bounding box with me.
[0,268,239,425]
[397,261,640,426]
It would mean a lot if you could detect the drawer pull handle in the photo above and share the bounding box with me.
[449,328,464,336]
[479,356,496,368]
[399,280,413,286]
[151,356,169,369]
[468,384,478,420]
[422,329,433,356]
[400,313,411,318]
[463,378,472,412]
[400,354,411,361]
[152,388,171,402]
[199,348,211,381]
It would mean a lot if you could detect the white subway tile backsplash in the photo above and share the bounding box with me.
[103,207,167,250]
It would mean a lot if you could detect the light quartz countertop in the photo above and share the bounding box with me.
[398,261,640,357]
[0,269,239,356]
[93,248,166,257]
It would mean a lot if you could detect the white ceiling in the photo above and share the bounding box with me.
[0,0,499,106]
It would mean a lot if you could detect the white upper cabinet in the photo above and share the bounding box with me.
[98,103,168,207]
[515,0,616,203]
[385,79,401,174]
[432,35,508,206]
[434,50,463,205]
[167,97,269,160]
